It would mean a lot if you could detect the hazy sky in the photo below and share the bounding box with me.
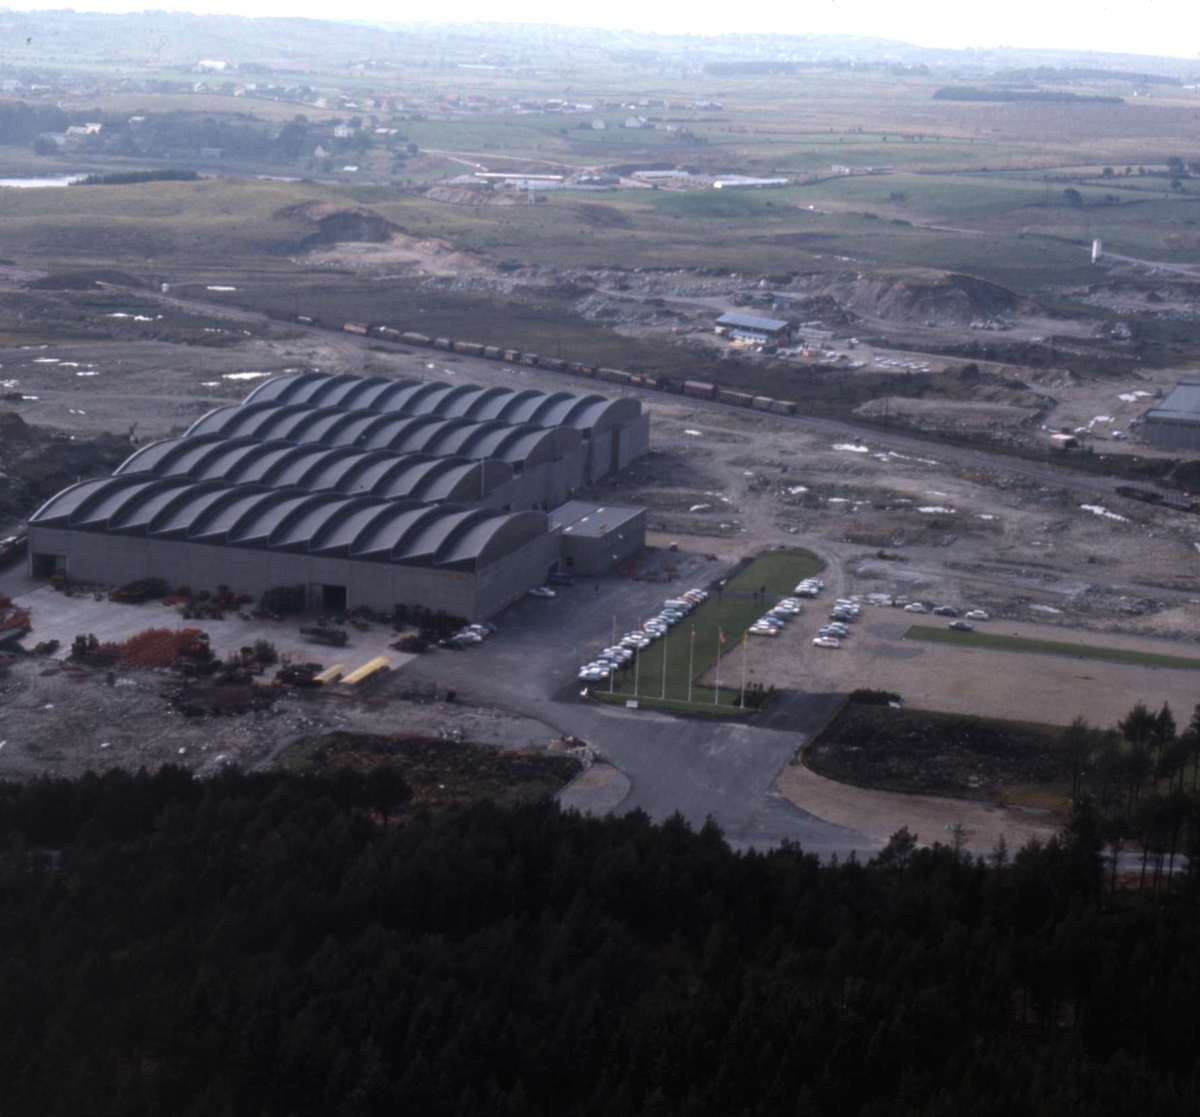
[3,0,1198,60]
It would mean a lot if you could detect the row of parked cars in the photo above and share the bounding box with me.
[815,592,861,648]
[578,588,711,683]
[901,601,989,632]
[438,621,498,650]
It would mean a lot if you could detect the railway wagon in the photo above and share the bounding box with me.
[484,346,502,360]
[717,388,755,407]
[502,349,521,363]
[520,353,540,366]
[401,332,431,346]
[343,322,369,336]
[642,376,659,389]
[374,326,402,341]
[683,380,717,400]
[769,399,797,415]
[432,337,453,351]
[537,357,567,372]
[629,375,644,386]
[296,315,316,326]
[453,341,486,357]
[596,368,631,385]
[752,396,773,411]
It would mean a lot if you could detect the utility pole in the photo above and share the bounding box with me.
[687,627,695,703]
[660,627,667,700]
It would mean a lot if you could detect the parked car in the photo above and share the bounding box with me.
[813,636,841,648]
[932,605,959,617]
[948,620,975,632]
[758,616,786,629]
[749,624,778,637]
[965,610,990,621]
[528,586,556,599]
[903,602,927,613]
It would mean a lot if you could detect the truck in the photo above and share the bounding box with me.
[300,626,349,647]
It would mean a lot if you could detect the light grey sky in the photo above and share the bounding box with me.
[4,0,1198,60]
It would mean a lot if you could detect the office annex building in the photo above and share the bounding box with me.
[28,372,650,619]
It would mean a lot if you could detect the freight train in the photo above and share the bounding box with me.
[280,315,799,416]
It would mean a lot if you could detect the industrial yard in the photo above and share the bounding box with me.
[4,19,1200,862]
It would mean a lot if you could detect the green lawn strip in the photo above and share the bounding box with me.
[609,594,765,706]
[591,690,755,718]
[724,549,822,596]
[607,552,816,705]
[905,625,1200,671]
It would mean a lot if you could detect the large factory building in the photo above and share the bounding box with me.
[27,373,651,619]
[1139,380,1200,452]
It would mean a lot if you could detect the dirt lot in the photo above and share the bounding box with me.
[0,650,569,782]
[6,274,1200,844]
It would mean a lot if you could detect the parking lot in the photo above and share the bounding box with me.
[729,599,1200,729]
[399,557,880,856]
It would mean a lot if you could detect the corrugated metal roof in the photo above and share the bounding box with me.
[1144,380,1200,425]
[716,312,791,333]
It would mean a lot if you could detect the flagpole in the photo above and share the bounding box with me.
[660,627,667,700]
[634,645,640,698]
[714,631,721,706]
[688,627,695,703]
[739,630,747,708]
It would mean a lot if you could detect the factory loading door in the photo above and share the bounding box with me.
[309,583,348,611]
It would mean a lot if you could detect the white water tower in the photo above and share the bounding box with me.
[1091,239,1102,264]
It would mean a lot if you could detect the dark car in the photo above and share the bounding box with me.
[932,605,959,617]
[948,620,975,632]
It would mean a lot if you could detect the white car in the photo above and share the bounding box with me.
[903,603,927,614]
[749,624,778,637]
[578,668,606,681]
[528,586,556,599]
[813,636,841,648]
[965,610,990,621]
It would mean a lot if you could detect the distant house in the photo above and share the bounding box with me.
[715,312,794,344]
[0,78,23,92]
[713,176,789,190]
[591,118,606,130]
[333,123,356,139]
[194,59,228,73]
[66,123,103,136]
[39,132,67,148]
[342,165,359,173]
[313,145,329,159]
[624,116,646,129]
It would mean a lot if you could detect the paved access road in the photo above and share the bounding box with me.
[402,568,878,857]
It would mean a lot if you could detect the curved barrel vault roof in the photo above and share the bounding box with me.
[31,476,546,572]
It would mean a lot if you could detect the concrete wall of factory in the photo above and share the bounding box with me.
[28,526,561,621]
[586,413,651,483]
[1140,419,1200,452]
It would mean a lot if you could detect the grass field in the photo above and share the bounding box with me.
[905,625,1200,671]
[608,550,819,708]
[725,549,823,596]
